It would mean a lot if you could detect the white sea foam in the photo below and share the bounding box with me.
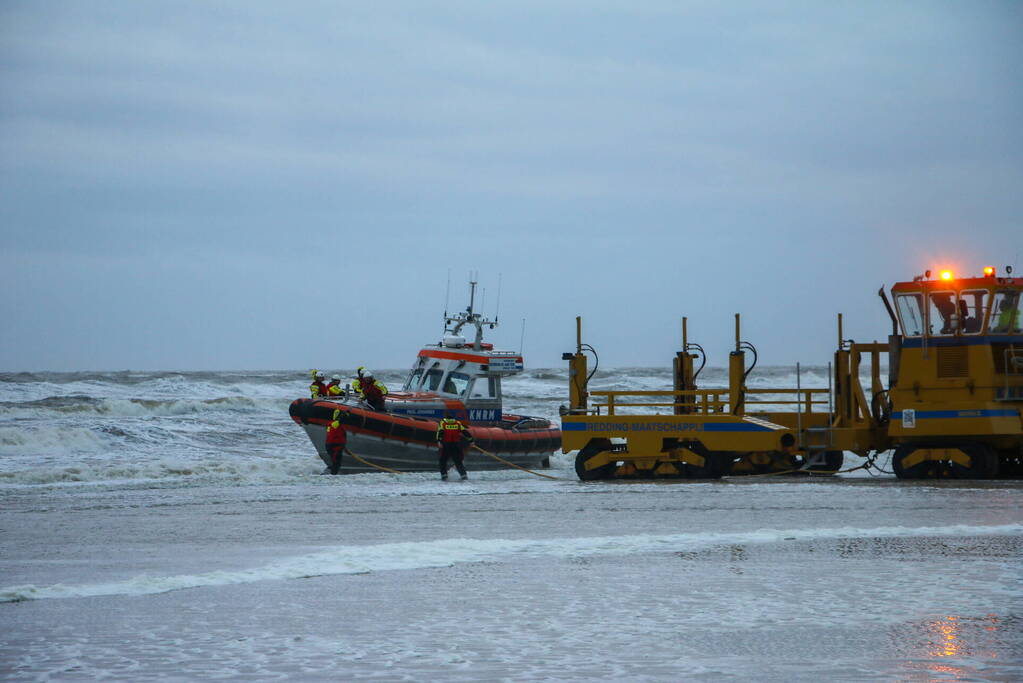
[0,426,108,454]
[3,523,1019,603]
[0,396,284,418]
[0,454,315,486]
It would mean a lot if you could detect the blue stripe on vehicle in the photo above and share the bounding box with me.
[559,421,774,432]
[703,422,774,432]
[901,335,1023,348]
[892,409,1019,419]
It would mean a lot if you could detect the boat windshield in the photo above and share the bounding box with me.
[403,368,423,391]
[991,290,1022,334]
[422,368,444,392]
[468,376,499,399]
[443,372,471,396]
[895,293,924,336]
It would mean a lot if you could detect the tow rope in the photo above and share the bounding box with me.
[344,447,406,474]
[339,445,561,480]
[725,456,882,479]
[471,444,561,480]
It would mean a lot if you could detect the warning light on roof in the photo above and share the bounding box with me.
[983,266,995,277]
[940,270,954,281]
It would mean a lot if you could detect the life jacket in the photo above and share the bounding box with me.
[437,418,467,443]
[326,417,347,445]
[996,308,1019,332]
[362,379,386,403]
[327,383,343,396]
[310,380,327,398]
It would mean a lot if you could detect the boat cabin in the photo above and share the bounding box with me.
[386,280,525,424]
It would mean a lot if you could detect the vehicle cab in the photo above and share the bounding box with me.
[886,265,1023,434]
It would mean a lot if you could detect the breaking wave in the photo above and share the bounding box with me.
[0,426,109,454]
[0,395,282,418]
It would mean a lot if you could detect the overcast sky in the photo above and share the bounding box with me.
[2,1,1021,372]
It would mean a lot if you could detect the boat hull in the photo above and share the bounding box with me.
[289,399,560,474]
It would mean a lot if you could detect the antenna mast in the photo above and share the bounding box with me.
[467,275,477,315]
[443,269,451,319]
[495,273,502,324]
[444,273,500,350]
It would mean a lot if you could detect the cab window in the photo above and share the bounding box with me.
[443,372,471,396]
[468,376,498,399]
[927,291,958,336]
[895,293,924,336]
[991,290,1022,334]
[958,290,988,334]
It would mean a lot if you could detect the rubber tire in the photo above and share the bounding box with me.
[950,443,999,479]
[806,450,843,473]
[892,444,930,479]
[996,448,1022,478]
[574,439,614,481]
[683,447,730,479]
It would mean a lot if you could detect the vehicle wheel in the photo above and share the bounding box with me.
[806,450,843,473]
[950,443,999,479]
[996,448,1022,478]
[683,447,730,479]
[892,444,929,479]
[574,439,614,481]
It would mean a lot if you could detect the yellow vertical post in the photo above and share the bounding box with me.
[870,343,883,401]
[674,317,696,414]
[568,316,588,412]
[729,313,745,414]
[834,313,851,423]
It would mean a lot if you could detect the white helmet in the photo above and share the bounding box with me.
[331,374,341,382]
[362,369,374,377]
[314,371,325,380]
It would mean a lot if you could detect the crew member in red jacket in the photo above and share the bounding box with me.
[326,409,348,475]
[436,411,473,481]
[354,369,388,412]
[309,370,328,398]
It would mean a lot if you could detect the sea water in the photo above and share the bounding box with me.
[1,368,1021,681]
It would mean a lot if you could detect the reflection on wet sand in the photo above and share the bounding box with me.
[898,614,1015,680]
[929,615,962,658]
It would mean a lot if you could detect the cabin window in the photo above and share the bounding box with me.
[927,291,958,336]
[958,290,988,334]
[422,368,444,392]
[895,293,924,336]
[991,290,1022,334]
[443,372,471,396]
[403,368,423,391]
[468,376,498,399]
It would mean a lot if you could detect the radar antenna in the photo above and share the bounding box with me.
[444,275,499,350]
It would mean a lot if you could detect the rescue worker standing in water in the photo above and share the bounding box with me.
[309,370,328,398]
[325,409,347,475]
[436,411,473,481]
[353,369,388,411]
